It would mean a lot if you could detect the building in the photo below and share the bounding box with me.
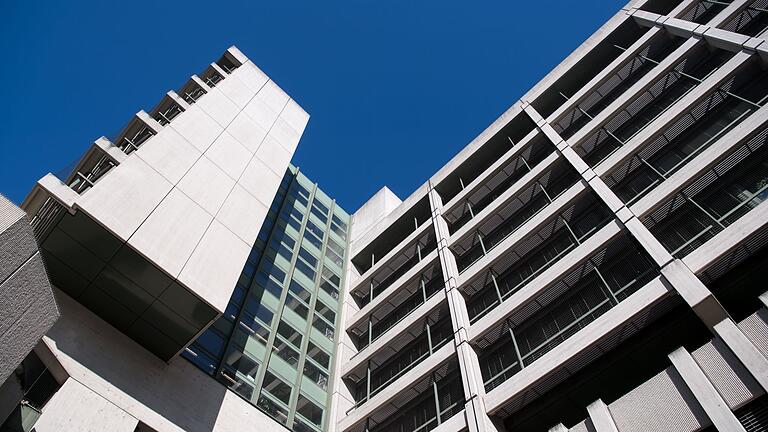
[3,0,768,431]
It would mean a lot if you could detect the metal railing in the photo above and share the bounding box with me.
[478,238,657,392]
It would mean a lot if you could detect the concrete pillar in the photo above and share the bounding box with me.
[586,399,619,432]
[713,318,768,393]
[668,347,746,432]
[428,184,500,432]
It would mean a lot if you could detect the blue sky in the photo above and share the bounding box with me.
[1,1,625,211]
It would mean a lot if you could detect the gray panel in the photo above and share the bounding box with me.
[608,368,710,432]
[738,310,768,359]
[692,337,764,409]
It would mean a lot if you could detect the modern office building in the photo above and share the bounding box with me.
[4,0,768,431]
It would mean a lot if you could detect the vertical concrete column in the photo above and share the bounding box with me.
[586,400,619,432]
[712,318,768,392]
[668,347,746,432]
[428,184,503,432]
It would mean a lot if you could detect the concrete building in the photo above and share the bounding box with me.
[4,0,768,431]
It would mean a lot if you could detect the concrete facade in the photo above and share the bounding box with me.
[333,1,768,432]
[0,195,58,385]
[5,1,768,431]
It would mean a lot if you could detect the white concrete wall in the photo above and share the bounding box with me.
[55,51,308,316]
[349,186,402,245]
[38,288,289,432]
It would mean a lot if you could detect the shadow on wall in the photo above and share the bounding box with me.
[42,289,227,432]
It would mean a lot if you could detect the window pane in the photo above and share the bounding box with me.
[257,394,289,425]
[296,259,317,282]
[289,279,313,303]
[278,321,303,348]
[296,395,324,426]
[303,361,329,390]
[307,342,331,369]
[262,371,293,405]
[223,349,260,381]
[284,293,309,319]
[315,300,336,324]
[273,339,300,367]
[312,316,334,340]
[299,247,319,269]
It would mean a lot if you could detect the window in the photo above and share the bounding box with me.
[307,342,331,369]
[196,329,226,358]
[296,395,324,426]
[325,247,343,268]
[299,247,319,269]
[284,293,309,319]
[319,280,339,300]
[293,417,320,432]
[290,279,313,303]
[223,349,259,381]
[257,394,289,425]
[322,266,341,287]
[272,339,300,367]
[244,297,274,326]
[262,371,293,405]
[312,316,334,340]
[303,361,329,390]
[278,321,303,348]
[311,205,328,223]
[315,300,336,324]
[296,259,317,282]
[305,220,325,240]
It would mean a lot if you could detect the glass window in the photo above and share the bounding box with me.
[325,248,343,268]
[278,321,303,348]
[296,259,317,282]
[313,199,329,216]
[304,231,323,250]
[311,205,328,223]
[331,222,347,241]
[332,213,348,231]
[196,329,226,357]
[299,247,319,269]
[322,266,341,287]
[289,279,313,303]
[296,395,324,426]
[257,394,289,425]
[272,339,300,367]
[289,188,309,207]
[312,316,334,340]
[319,280,339,300]
[303,361,329,390]
[183,345,218,375]
[236,319,270,345]
[315,300,336,324]
[293,417,320,432]
[262,371,293,405]
[284,293,309,319]
[244,297,274,326]
[305,220,325,240]
[223,348,260,381]
[307,342,331,369]
[226,373,255,400]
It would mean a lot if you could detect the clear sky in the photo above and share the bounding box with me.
[1,0,626,212]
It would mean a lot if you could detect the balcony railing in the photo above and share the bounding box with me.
[444,135,554,234]
[350,317,453,410]
[353,229,437,308]
[355,361,465,432]
[452,160,579,274]
[722,0,768,37]
[642,126,768,257]
[576,44,733,168]
[553,33,684,140]
[606,60,768,205]
[477,235,658,392]
[463,193,614,323]
[352,267,444,351]
[680,0,733,24]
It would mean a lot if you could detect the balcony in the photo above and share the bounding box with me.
[348,261,443,351]
[575,43,734,168]
[475,234,659,392]
[679,0,733,24]
[351,218,436,308]
[347,315,453,411]
[641,125,768,258]
[450,158,580,274]
[462,192,614,323]
[443,133,555,235]
[150,95,185,126]
[552,32,684,141]
[722,0,768,37]
[605,58,768,205]
[179,77,207,104]
[344,359,465,432]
